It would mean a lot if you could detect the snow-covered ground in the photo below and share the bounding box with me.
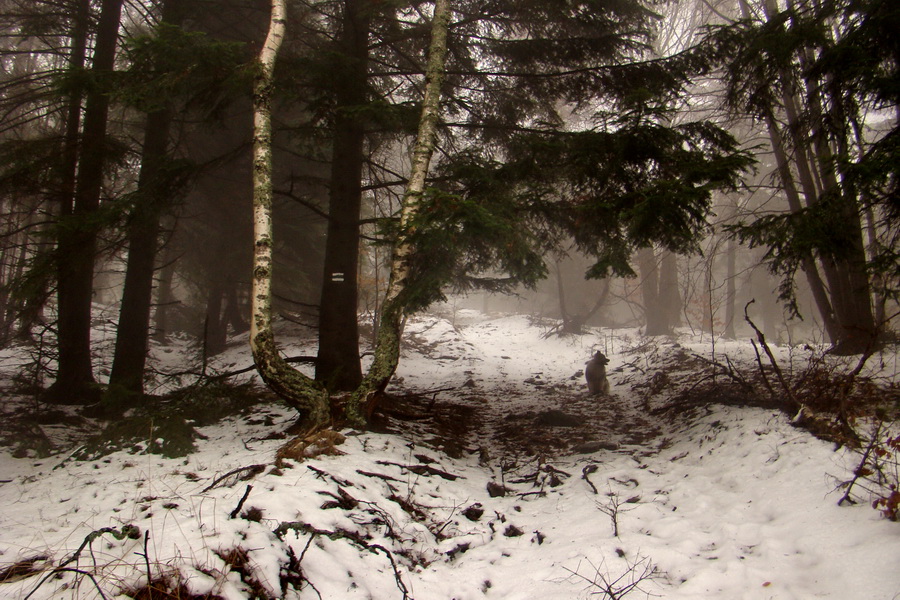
[0,310,898,599]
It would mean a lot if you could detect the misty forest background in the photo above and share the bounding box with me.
[0,0,897,432]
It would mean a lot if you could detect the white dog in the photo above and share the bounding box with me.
[585,351,611,395]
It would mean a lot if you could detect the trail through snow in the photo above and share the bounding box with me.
[0,310,898,600]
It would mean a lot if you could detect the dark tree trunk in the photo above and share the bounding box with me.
[757,0,876,353]
[108,108,173,394]
[48,0,124,404]
[109,1,184,395]
[152,238,177,343]
[205,279,227,357]
[315,0,372,391]
[223,282,249,335]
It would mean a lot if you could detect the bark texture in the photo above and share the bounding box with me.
[346,0,452,425]
[110,0,185,395]
[250,0,329,428]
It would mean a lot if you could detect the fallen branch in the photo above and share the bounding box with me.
[356,469,404,484]
[230,485,254,518]
[744,300,805,417]
[582,464,599,495]
[274,521,412,599]
[376,460,461,481]
[201,464,266,493]
[308,465,354,487]
[25,525,141,600]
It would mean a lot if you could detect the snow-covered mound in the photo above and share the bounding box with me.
[0,311,897,599]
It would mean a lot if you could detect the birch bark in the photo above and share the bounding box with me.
[346,0,452,425]
[251,0,329,427]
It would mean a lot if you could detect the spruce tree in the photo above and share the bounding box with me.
[46,0,126,404]
[707,0,898,353]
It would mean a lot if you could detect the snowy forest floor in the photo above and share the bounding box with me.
[0,308,898,599]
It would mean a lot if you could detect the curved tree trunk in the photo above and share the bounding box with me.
[251,0,451,431]
[250,0,330,428]
[345,0,452,426]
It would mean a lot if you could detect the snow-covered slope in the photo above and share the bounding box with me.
[0,311,897,599]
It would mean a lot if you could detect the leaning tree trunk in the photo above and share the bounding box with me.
[754,0,876,354]
[345,0,452,426]
[250,0,330,428]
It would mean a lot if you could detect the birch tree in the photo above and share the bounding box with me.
[345,0,452,425]
[250,0,452,430]
[251,0,330,428]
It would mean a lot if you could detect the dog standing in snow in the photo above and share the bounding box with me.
[585,351,611,395]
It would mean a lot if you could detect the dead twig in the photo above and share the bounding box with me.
[690,353,755,393]
[744,300,805,418]
[201,464,266,493]
[564,555,660,599]
[274,521,413,600]
[230,485,254,518]
[24,526,141,600]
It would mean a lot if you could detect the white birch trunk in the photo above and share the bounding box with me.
[251,0,329,427]
[345,0,452,424]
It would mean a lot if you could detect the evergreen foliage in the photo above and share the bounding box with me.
[116,23,250,115]
[707,0,899,302]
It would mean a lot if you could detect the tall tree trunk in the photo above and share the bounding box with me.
[554,259,573,331]
[638,248,663,335]
[756,0,876,353]
[250,0,330,428]
[152,235,177,343]
[224,281,249,334]
[48,0,125,403]
[639,247,680,336]
[723,235,737,338]
[345,0,451,425]
[251,0,451,431]
[315,0,372,391]
[762,111,840,340]
[109,111,174,393]
[658,250,681,332]
[109,1,183,395]
[204,279,227,356]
